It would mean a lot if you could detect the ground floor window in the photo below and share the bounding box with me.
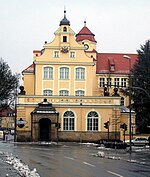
[63,111,75,131]
[87,111,99,131]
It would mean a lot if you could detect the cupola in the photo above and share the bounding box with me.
[76,21,97,43]
[60,10,70,26]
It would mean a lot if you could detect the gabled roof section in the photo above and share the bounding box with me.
[96,53,138,74]
[76,21,97,43]
[22,64,34,74]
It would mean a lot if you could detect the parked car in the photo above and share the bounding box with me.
[126,137,149,146]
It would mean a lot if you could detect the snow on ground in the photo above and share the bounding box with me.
[0,151,40,177]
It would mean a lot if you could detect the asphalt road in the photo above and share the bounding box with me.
[0,141,150,177]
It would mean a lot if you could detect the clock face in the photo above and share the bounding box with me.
[61,46,68,53]
[84,44,89,50]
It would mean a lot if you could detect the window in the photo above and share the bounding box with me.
[63,111,75,131]
[54,51,59,58]
[87,111,98,131]
[60,67,69,79]
[121,78,127,88]
[99,78,105,87]
[44,67,53,79]
[59,90,69,96]
[106,78,112,87]
[63,27,67,32]
[63,36,67,42]
[75,90,85,96]
[70,51,75,58]
[43,90,53,96]
[114,78,120,88]
[76,67,85,80]
[120,97,125,106]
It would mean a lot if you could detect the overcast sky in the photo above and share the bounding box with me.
[0,0,150,74]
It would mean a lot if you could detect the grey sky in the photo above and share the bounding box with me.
[0,0,150,74]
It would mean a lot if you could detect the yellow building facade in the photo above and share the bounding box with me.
[17,11,135,142]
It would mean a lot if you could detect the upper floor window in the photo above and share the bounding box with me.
[60,67,69,79]
[120,97,125,106]
[114,78,120,88]
[63,36,67,42]
[75,90,85,96]
[54,51,59,58]
[43,90,53,96]
[44,67,53,79]
[106,78,112,87]
[76,67,85,80]
[63,27,67,32]
[59,90,69,96]
[70,51,75,58]
[87,111,99,131]
[99,78,105,87]
[121,78,127,88]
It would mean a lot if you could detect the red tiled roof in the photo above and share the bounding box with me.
[33,50,41,53]
[76,26,97,43]
[22,64,34,74]
[96,53,138,74]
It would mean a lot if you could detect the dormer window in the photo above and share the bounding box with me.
[63,36,67,42]
[110,64,115,71]
[63,27,67,32]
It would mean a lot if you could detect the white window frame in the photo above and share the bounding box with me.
[99,78,105,87]
[53,51,60,58]
[75,90,85,96]
[87,111,99,131]
[114,78,120,88]
[60,67,69,79]
[76,67,85,80]
[63,111,75,131]
[43,67,53,79]
[43,90,53,96]
[59,90,69,96]
[121,78,127,88]
[70,51,75,58]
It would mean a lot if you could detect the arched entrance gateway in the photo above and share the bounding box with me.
[31,99,59,142]
[39,118,51,141]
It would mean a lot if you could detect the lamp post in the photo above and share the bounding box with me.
[123,55,132,152]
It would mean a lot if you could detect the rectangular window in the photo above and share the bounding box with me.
[54,51,59,58]
[76,68,85,80]
[99,78,105,87]
[121,78,127,88]
[70,51,75,58]
[63,36,67,42]
[114,78,120,88]
[44,67,53,79]
[60,67,69,79]
[106,78,112,87]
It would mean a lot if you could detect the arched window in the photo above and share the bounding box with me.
[43,90,53,96]
[76,67,85,80]
[87,111,99,131]
[60,67,69,79]
[63,111,75,131]
[44,67,53,79]
[59,90,69,96]
[63,27,67,32]
[121,97,125,106]
[75,90,85,96]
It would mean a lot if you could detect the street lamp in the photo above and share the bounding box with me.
[123,55,132,152]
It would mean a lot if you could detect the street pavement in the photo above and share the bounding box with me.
[0,141,150,177]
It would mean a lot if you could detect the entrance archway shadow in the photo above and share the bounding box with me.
[39,118,51,141]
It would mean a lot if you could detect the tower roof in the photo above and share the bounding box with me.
[60,10,70,26]
[76,21,97,42]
